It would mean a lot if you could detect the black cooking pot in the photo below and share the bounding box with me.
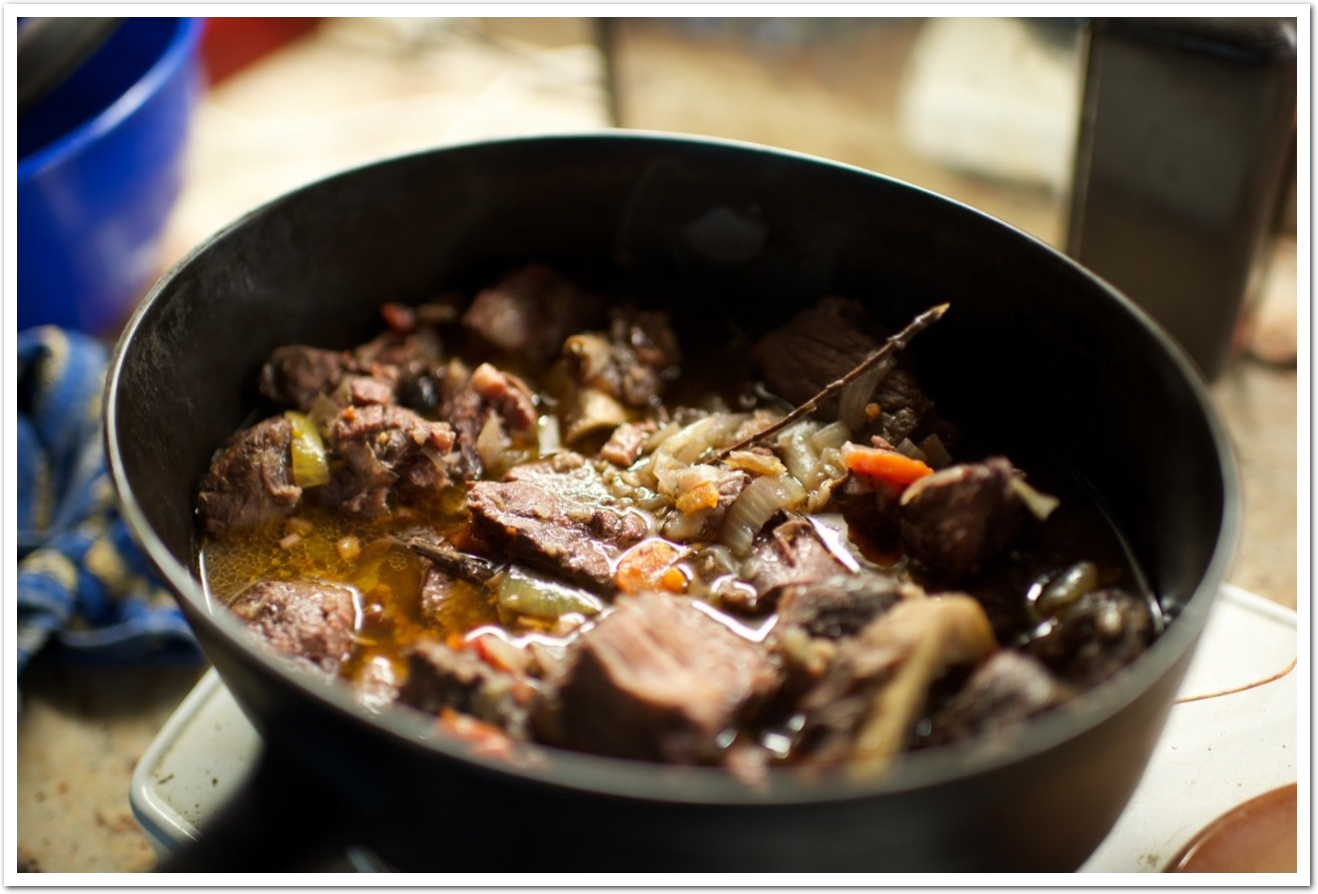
[105,133,1238,872]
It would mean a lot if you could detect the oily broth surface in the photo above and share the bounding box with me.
[199,445,1151,691]
[200,492,500,681]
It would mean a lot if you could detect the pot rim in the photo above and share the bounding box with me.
[104,129,1242,807]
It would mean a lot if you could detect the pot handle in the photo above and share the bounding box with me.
[154,745,356,872]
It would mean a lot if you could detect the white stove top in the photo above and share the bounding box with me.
[130,584,1299,874]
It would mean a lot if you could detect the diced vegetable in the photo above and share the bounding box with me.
[723,450,787,477]
[676,480,722,514]
[284,410,331,488]
[1009,476,1061,521]
[495,566,604,622]
[720,474,806,557]
[615,539,687,594]
[841,442,933,488]
[536,414,562,456]
[808,420,853,453]
[917,433,954,470]
[475,410,507,472]
[336,535,362,563]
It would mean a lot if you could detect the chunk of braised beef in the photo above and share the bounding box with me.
[461,263,607,365]
[1023,588,1156,687]
[260,321,445,415]
[749,296,888,413]
[599,420,656,467]
[765,576,918,737]
[726,518,852,614]
[898,457,1025,576]
[533,593,780,764]
[588,308,683,405]
[197,415,301,536]
[470,362,538,432]
[832,472,903,557]
[407,542,500,631]
[344,316,448,419]
[437,359,539,481]
[398,639,534,738]
[749,297,947,445]
[787,629,901,766]
[776,572,906,639]
[870,367,936,446]
[466,479,648,589]
[562,307,682,409]
[344,375,394,407]
[912,558,1039,647]
[229,579,358,676]
[321,403,456,516]
[612,307,682,374]
[300,372,402,434]
[353,321,443,375]
[503,451,615,505]
[920,651,1075,748]
[435,359,484,479]
[258,345,356,412]
[418,564,458,628]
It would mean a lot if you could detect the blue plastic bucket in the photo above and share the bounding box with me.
[19,17,204,334]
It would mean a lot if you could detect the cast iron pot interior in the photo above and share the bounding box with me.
[105,133,1238,872]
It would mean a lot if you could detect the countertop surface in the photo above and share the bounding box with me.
[14,18,1302,874]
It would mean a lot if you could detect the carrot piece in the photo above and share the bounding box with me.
[615,539,685,594]
[659,566,688,592]
[843,443,934,487]
[675,479,721,514]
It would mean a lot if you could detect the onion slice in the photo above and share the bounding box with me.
[719,474,806,557]
[284,410,330,488]
[495,567,604,622]
[1009,476,1061,521]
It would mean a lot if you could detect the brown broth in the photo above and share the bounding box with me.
[200,490,501,681]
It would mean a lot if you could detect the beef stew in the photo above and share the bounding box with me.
[197,263,1159,781]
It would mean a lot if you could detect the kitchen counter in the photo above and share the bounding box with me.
[14,17,1301,874]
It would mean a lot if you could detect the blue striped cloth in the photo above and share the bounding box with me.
[17,327,201,672]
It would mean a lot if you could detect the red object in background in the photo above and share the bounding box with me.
[199,18,320,86]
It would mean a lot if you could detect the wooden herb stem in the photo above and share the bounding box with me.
[406,536,500,583]
[710,302,950,462]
